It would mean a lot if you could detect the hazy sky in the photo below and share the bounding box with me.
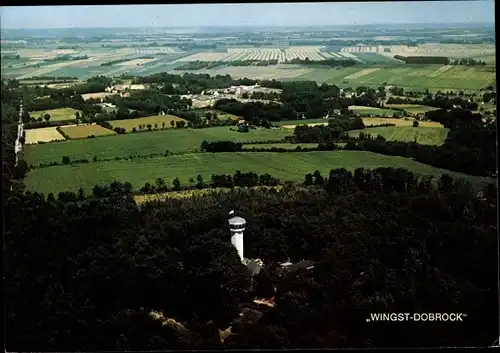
[0,1,495,29]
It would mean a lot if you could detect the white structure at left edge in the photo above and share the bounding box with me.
[228,211,245,262]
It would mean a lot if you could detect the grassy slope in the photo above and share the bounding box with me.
[348,126,450,146]
[25,151,494,194]
[23,126,293,165]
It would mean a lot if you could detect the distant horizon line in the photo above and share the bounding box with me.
[1,21,495,31]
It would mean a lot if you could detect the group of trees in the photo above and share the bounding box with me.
[174,60,222,71]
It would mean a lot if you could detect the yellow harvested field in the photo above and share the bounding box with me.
[109,115,188,132]
[362,117,443,127]
[81,92,116,101]
[25,127,66,144]
[60,124,116,139]
[31,107,81,122]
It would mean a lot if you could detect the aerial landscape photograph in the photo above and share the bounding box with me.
[1,1,498,350]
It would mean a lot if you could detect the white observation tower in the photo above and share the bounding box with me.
[228,210,246,263]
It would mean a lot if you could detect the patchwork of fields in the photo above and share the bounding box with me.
[24,150,494,195]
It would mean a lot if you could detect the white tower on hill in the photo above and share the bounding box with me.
[228,211,246,263]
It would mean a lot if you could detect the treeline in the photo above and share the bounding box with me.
[242,90,281,101]
[285,58,357,67]
[101,59,130,66]
[214,98,296,126]
[23,76,78,81]
[214,82,383,124]
[44,54,88,61]
[394,55,450,65]
[450,58,487,66]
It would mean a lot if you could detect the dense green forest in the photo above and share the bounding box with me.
[2,76,498,350]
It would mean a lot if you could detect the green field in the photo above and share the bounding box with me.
[349,106,401,116]
[385,104,440,114]
[30,107,81,122]
[293,65,496,91]
[24,151,494,195]
[23,126,293,165]
[348,126,449,146]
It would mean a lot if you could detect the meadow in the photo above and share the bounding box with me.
[23,126,293,165]
[25,127,66,144]
[109,115,187,132]
[348,105,401,116]
[24,150,494,195]
[348,126,449,146]
[30,107,81,122]
[59,124,117,139]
